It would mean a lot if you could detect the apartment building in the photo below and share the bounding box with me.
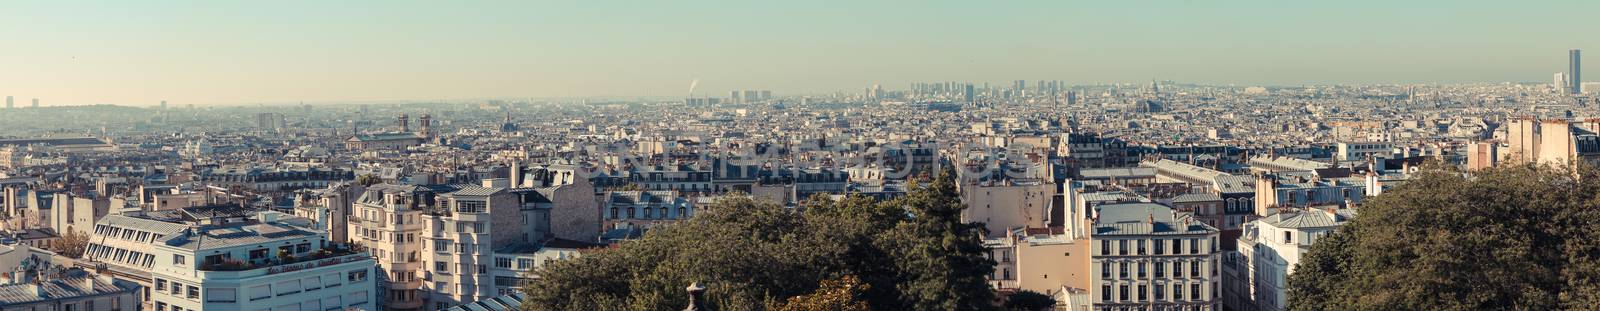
[87,205,377,311]
[1229,207,1355,311]
[350,182,578,311]
[1089,202,1221,311]
[602,190,694,231]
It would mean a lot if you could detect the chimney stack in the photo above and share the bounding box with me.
[684,282,707,311]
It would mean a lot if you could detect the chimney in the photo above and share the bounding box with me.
[684,282,707,311]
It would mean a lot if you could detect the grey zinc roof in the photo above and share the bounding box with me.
[1169,193,1222,203]
[164,222,320,251]
[444,292,526,311]
[1080,191,1131,202]
[0,276,138,306]
[1093,202,1217,236]
[100,214,190,236]
[1260,209,1356,229]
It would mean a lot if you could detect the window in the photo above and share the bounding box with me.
[348,269,368,282]
[436,261,448,272]
[478,264,487,275]
[1137,262,1146,278]
[1137,284,1147,301]
[1119,284,1129,302]
[251,249,269,260]
[1174,283,1184,300]
[1284,231,1293,244]
[249,285,272,301]
[1153,239,1164,255]
[456,201,486,213]
[275,280,302,296]
[206,288,238,302]
[1154,284,1165,300]
[1101,285,1111,301]
[1173,262,1183,278]
[347,291,368,305]
[1174,239,1184,255]
[1100,240,1110,255]
[173,254,186,265]
[296,243,311,253]
[1118,240,1128,255]
[1191,261,1201,278]
[323,274,342,288]
[517,258,533,270]
[324,297,343,311]
[1190,238,1199,254]
[1136,240,1146,255]
[1155,262,1165,278]
[434,240,449,252]
[1101,262,1110,279]
[1191,283,1201,300]
[187,285,199,300]
[303,277,321,291]
[1119,262,1128,278]
[156,279,166,291]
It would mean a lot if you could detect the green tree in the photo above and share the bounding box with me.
[1003,290,1056,311]
[1287,162,1600,310]
[355,173,382,186]
[522,169,998,311]
[52,230,90,259]
[773,275,871,311]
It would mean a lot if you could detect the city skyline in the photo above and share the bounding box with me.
[2,1,1597,106]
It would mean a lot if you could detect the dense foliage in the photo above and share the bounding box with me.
[1287,163,1600,310]
[522,169,998,311]
[1002,290,1056,311]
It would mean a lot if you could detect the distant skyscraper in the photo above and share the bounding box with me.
[964,84,975,103]
[1556,73,1568,93]
[1571,49,1583,95]
[4,96,11,109]
[31,98,39,108]
[160,100,168,110]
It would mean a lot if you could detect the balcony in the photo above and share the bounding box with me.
[196,249,371,279]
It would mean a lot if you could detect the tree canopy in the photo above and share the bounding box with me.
[522,169,998,311]
[1002,290,1056,311]
[1287,163,1600,310]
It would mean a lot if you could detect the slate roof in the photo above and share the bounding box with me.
[1259,209,1356,229]
[1169,193,1222,203]
[1093,202,1217,236]
[0,276,138,307]
[444,292,526,311]
[164,222,320,251]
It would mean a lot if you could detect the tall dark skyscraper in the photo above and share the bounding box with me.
[1571,49,1582,95]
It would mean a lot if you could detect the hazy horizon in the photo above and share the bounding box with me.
[3,1,1596,106]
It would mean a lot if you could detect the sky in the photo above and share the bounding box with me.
[1,1,1597,106]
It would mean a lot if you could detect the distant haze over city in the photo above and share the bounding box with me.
[2,1,1596,106]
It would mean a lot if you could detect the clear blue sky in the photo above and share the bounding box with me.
[1,1,1595,106]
